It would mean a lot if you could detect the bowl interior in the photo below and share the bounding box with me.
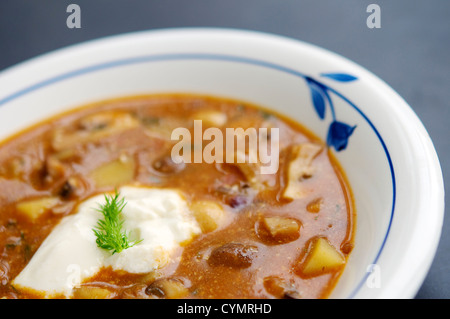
[0,29,443,299]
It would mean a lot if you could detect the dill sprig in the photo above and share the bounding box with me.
[93,191,142,255]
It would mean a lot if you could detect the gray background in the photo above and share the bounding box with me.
[0,0,448,298]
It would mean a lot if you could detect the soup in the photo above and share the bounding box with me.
[0,94,355,299]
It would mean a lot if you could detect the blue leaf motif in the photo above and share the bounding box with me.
[306,77,327,119]
[320,73,358,82]
[327,121,356,151]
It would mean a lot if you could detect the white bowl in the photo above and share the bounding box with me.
[0,28,444,299]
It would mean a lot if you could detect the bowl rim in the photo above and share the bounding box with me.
[0,27,445,299]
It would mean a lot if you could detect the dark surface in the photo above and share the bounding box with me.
[0,0,448,299]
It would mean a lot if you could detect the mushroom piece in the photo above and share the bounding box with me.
[263,276,301,299]
[152,154,186,175]
[52,111,140,152]
[256,216,301,244]
[282,143,323,200]
[223,125,278,191]
[145,277,190,299]
[208,243,258,268]
[306,197,323,213]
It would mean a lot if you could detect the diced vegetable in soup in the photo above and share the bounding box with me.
[0,94,355,299]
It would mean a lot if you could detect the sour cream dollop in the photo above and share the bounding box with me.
[12,186,201,297]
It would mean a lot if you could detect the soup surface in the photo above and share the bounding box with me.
[0,94,354,299]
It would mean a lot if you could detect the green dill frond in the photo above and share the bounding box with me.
[92,191,142,255]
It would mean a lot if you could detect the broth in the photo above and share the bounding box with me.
[0,94,354,299]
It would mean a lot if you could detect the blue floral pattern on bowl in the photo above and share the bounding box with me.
[305,73,358,151]
[0,50,396,300]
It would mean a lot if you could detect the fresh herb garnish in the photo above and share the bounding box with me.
[93,191,142,255]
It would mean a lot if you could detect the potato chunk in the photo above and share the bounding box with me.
[16,197,59,221]
[299,237,345,277]
[282,143,322,200]
[89,155,135,188]
[190,200,226,233]
[72,286,114,299]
